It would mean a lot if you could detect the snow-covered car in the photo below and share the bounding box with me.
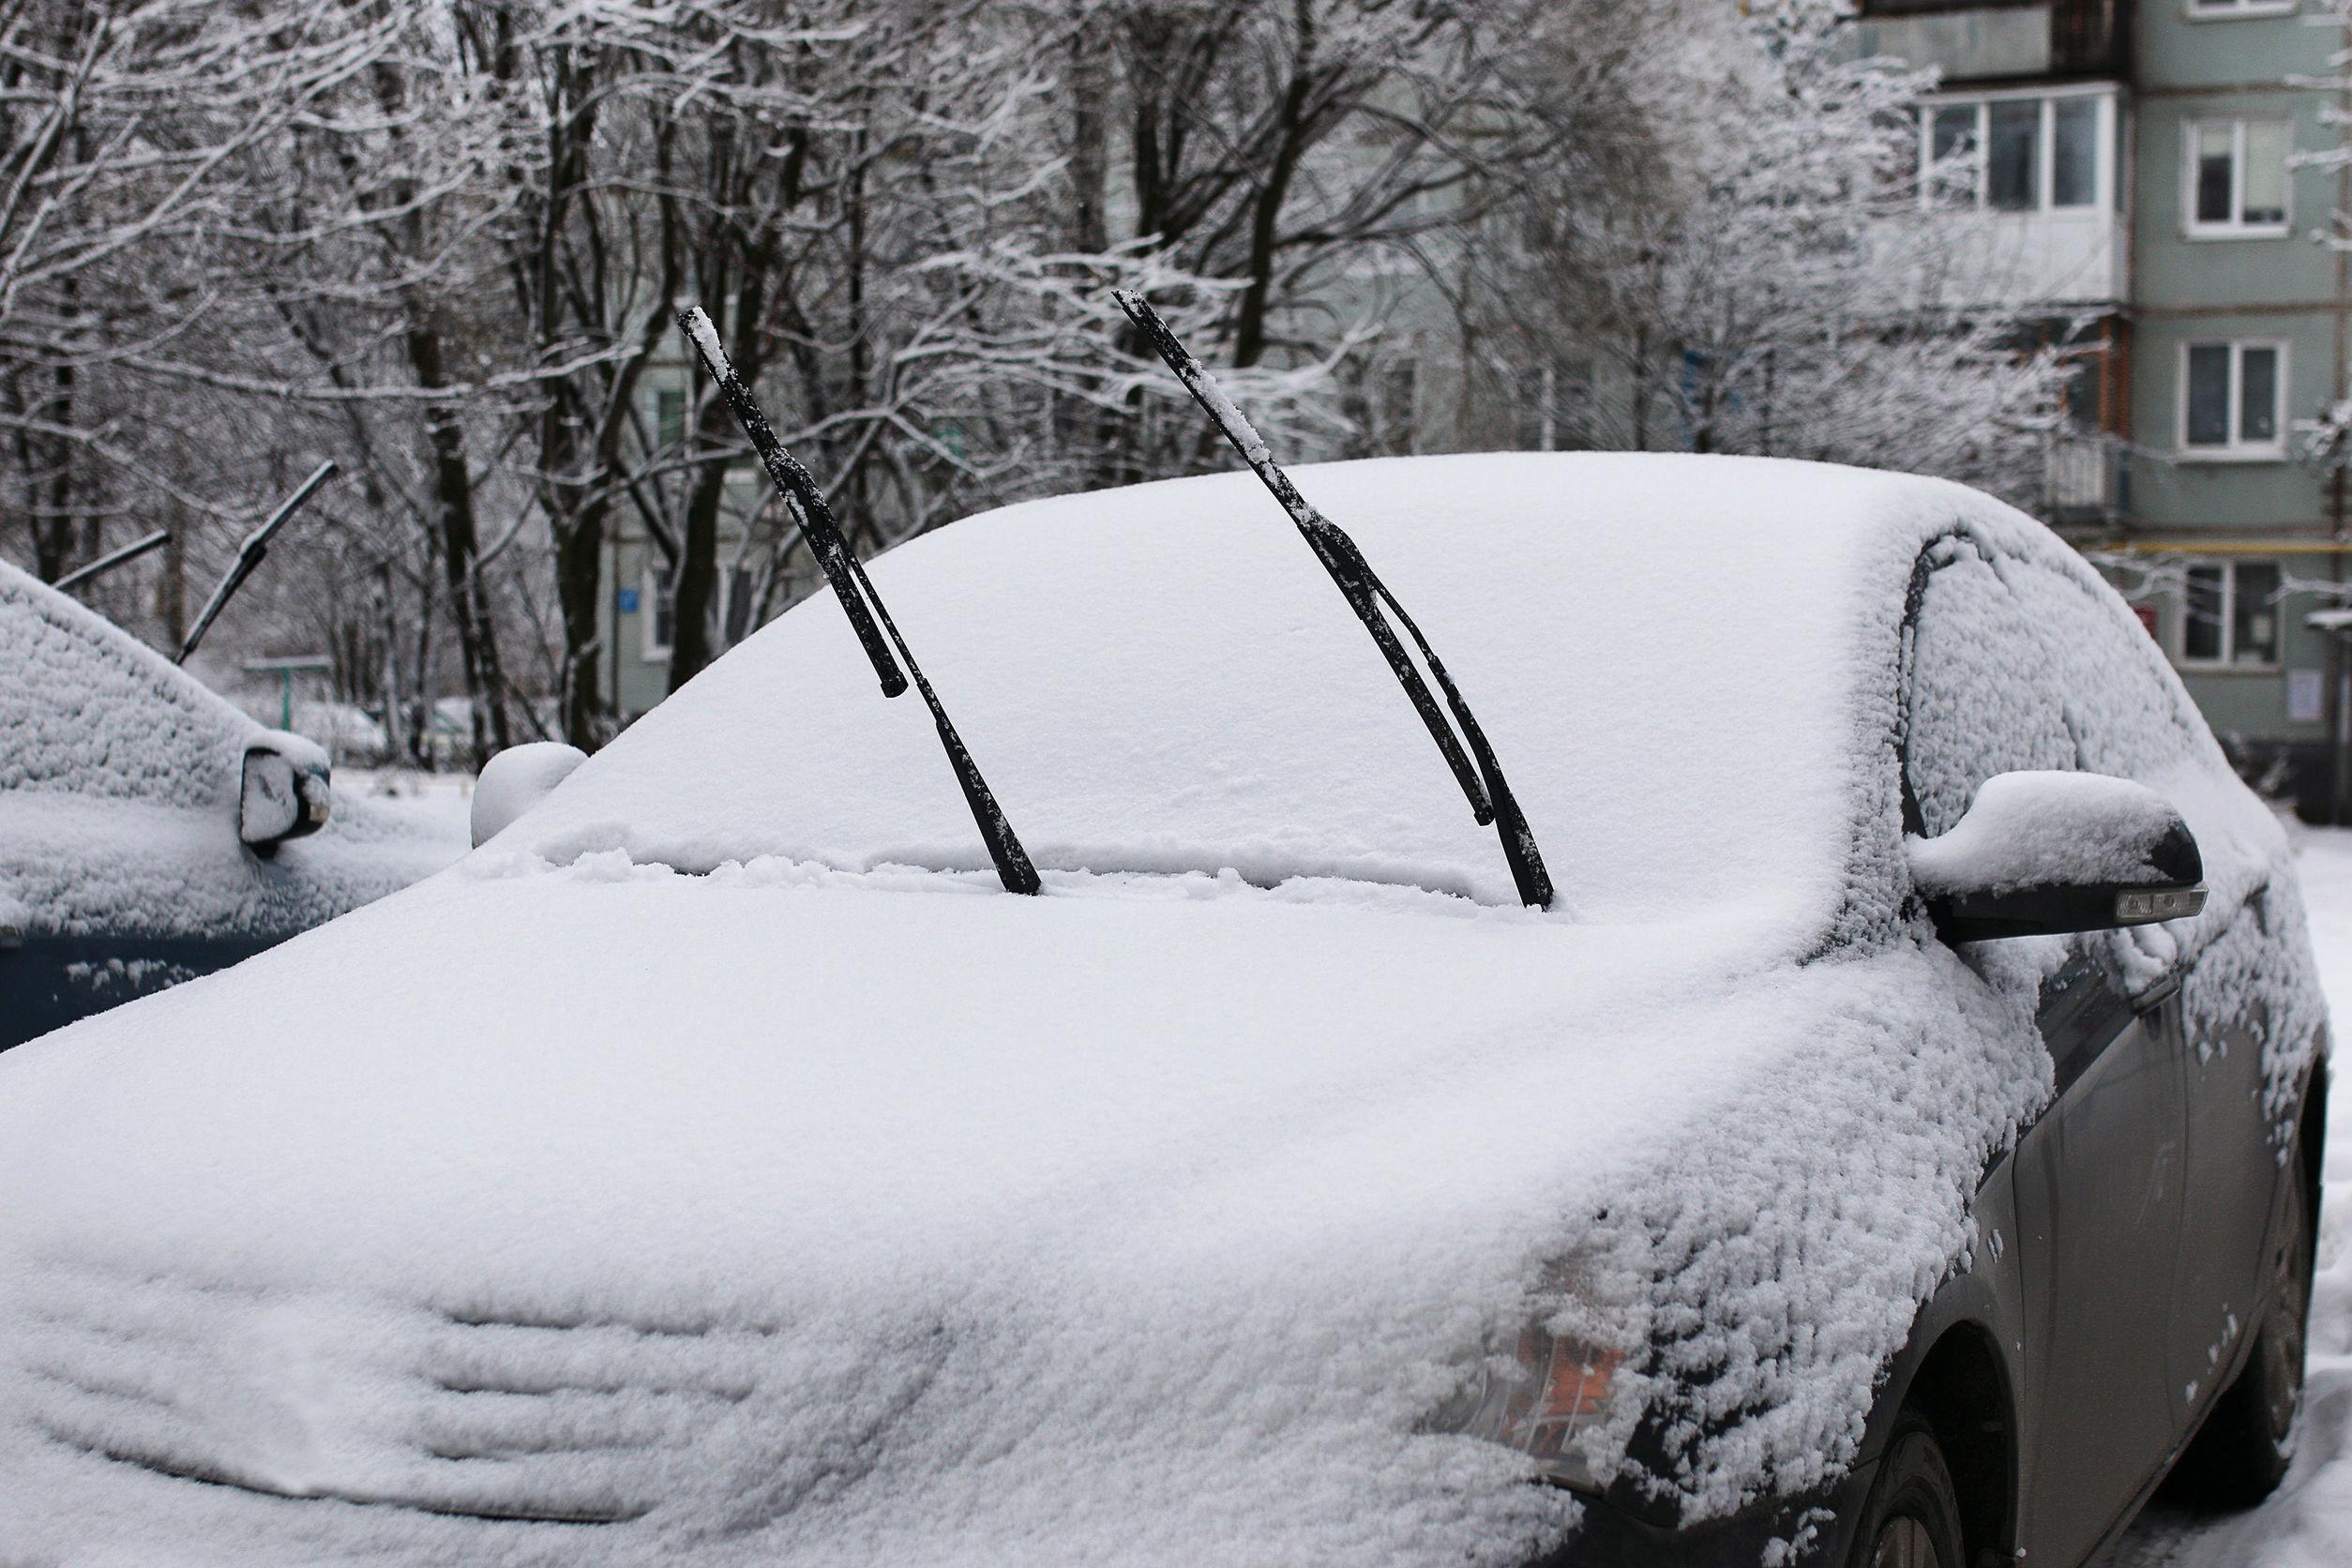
[0,454,2324,1568]
[0,560,467,1048]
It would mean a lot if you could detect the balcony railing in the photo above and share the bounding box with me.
[1851,1,2128,82]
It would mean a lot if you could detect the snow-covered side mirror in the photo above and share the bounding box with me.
[240,732,332,854]
[1907,771,2206,943]
[473,742,588,849]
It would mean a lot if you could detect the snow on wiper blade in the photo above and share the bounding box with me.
[1112,290,1556,911]
[677,308,1040,897]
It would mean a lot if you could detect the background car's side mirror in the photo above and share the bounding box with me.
[472,742,588,849]
[1906,771,2206,943]
[240,733,332,854]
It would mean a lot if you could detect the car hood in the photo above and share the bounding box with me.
[0,856,2043,1565]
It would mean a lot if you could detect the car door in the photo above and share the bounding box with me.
[1997,557,2296,1440]
[1903,540,2189,1563]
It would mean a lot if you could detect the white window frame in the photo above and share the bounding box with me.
[2182,116,2293,238]
[1918,86,2114,216]
[2183,0,2299,21]
[2177,339,2289,460]
[2175,560,2284,671]
[639,565,675,662]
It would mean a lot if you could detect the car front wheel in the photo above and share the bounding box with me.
[1847,1412,1967,1568]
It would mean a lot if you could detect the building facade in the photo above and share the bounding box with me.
[596,349,815,725]
[1857,0,2352,816]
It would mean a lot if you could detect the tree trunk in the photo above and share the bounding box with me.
[404,320,513,768]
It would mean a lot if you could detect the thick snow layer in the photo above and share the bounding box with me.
[471,743,586,848]
[505,455,1923,924]
[1906,770,2194,896]
[0,560,464,942]
[0,455,2320,1565]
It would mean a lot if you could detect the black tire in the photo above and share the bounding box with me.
[1847,1412,1968,1568]
[2170,1152,2314,1508]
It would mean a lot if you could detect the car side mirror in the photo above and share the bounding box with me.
[472,741,588,848]
[240,733,331,854]
[1907,771,2206,943]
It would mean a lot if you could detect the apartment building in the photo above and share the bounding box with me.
[1855,0,2352,815]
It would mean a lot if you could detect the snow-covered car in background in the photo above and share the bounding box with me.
[0,454,2325,1568]
[0,560,467,1048]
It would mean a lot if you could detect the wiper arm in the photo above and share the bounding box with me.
[177,460,338,665]
[678,308,1040,897]
[1112,290,1555,910]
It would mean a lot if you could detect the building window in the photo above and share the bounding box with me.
[1517,358,1595,452]
[1922,93,2107,214]
[641,564,761,660]
[2184,0,2299,18]
[655,387,687,451]
[2053,98,2099,208]
[641,567,675,660]
[2180,340,2286,457]
[2185,119,2291,236]
[2180,561,2282,668]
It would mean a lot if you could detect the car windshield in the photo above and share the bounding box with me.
[513,454,1907,923]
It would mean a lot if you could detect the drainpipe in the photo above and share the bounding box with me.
[2318,49,2352,756]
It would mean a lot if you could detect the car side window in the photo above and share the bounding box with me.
[1903,544,2076,837]
[1996,558,2210,785]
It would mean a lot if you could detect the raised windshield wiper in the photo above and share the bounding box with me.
[52,528,169,594]
[177,460,338,665]
[678,307,1040,897]
[1112,290,1555,910]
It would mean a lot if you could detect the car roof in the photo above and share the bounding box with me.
[511,452,2016,920]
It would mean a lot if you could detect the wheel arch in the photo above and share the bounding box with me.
[1898,1320,2014,1568]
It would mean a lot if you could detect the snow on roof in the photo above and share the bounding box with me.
[514,453,1983,921]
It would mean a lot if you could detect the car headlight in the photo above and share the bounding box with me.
[1426,1268,1639,1492]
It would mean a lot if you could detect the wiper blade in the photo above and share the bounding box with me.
[177,461,337,665]
[678,308,1040,897]
[1112,290,1555,910]
[52,528,169,594]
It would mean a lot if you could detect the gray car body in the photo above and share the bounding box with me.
[1553,531,2329,1566]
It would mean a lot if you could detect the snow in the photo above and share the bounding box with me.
[505,454,1923,922]
[1906,770,2194,896]
[0,559,466,942]
[470,742,586,848]
[0,454,2319,1565]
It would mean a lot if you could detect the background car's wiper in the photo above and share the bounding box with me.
[1113,290,1555,911]
[177,460,338,665]
[678,308,1040,897]
[51,529,169,594]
